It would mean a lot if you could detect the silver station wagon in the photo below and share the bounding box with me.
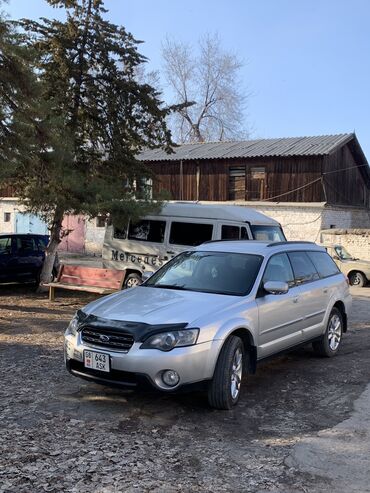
[64,241,352,409]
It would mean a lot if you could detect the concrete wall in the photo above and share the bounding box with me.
[0,199,23,234]
[85,217,106,255]
[320,229,370,261]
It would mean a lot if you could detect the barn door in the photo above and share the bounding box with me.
[15,213,48,234]
[228,166,246,200]
[59,215,85,253]
[249,167,266,200]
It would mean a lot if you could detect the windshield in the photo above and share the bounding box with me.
[250,225,285,242]
[145,251,263,296]
[334,245,354,260]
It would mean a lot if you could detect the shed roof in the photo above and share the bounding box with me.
[138,133,355,162]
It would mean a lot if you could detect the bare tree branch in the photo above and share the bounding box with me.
[162,33,250,143]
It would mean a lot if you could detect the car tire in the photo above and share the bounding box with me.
[348,271,366,287]
[124,273,142,289]
[208,335,245,410]
[312,307,343,358]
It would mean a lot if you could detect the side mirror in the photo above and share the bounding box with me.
[263,281,289,295]
[141,271,153,283]
[332,255,340,261]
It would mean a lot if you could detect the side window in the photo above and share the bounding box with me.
[0,236,12,254]
[36,237,48,252]
[263,253,295,287]
[241,227,249,239]
[16,237,38,253]
[221,225,240,240]
[307,251,340,278]
[128,220,166,243]
[113,225,127,240]
[288,252,320,284]
[169,222,213,246]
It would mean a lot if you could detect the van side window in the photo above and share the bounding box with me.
[128,220,166,243]
[169,222,213,246]
[113,226,127,240]
[221,225,240,240]
[288,252,320,284]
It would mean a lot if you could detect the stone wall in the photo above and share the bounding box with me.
[320,229,370,261]
[85,218,106,255]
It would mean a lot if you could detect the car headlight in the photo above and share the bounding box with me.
[65,313,81,336]
[140,329,199,351]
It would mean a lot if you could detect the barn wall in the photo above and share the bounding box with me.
[151,156,326,202]
[323,144,370,207]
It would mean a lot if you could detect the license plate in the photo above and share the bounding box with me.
[84,350,110,372]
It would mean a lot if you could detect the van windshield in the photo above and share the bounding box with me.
[250,225,285,242]
[144,251,263,296]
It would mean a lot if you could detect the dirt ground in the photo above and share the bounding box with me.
[0,284,370,493]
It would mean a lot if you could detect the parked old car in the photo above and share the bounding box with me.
[0,233,59,285]
[65,240,351,409]
[324,244,370,287]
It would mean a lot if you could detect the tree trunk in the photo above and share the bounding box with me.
[37,207,64,293]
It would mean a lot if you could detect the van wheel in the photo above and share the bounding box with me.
[124,273,142,289]
[208,336,245,410]
[312,307,343,357]
[348,271,366,287]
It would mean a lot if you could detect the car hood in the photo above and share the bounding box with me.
[82,286,237,326]
[342,259,370,273]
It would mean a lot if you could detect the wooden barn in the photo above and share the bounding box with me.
[138,133,370,208]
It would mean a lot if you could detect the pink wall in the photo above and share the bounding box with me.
[59,215,85,253]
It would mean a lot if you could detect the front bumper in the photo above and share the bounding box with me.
[64,332,220,392]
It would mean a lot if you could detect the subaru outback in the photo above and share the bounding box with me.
[64,241,351,409]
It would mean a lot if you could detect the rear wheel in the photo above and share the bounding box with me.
[348,271,366,287]
[312,307,343,357]
[208,336,245,410]
[124,272,142,289]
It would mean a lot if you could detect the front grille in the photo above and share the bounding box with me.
[81,326,135,352]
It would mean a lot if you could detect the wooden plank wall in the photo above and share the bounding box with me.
[323,144,369,207]
[151,156,325,202]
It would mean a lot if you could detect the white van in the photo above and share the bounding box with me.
[102,202,286,288]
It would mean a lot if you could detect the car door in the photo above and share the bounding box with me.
[0,236,14,282]
[12,236,43,281]
[256,253,304,358]
[287,251,327,341]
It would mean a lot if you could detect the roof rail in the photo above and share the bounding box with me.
[266,241,316,247]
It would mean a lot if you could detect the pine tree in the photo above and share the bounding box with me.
[1,0,173,287]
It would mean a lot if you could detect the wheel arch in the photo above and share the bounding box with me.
[213,327,257,376]
[332,300,348,333]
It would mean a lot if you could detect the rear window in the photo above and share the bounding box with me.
[169,222,213,246]
[307,251,340,278]
[288,251,320,284]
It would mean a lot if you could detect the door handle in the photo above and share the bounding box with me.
[323,288,328,294]
[292,296,299,303]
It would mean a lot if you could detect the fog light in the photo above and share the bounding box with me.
[162,370,180,387]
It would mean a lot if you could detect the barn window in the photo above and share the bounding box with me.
[229,167,245,200]
[249,167,266,200]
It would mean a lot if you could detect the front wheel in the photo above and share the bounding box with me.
[348,271,366,287]
[312,307,343,357]
[208,336,245,410]
[124,273,142,289]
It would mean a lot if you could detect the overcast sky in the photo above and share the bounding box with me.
[7,0,370,161]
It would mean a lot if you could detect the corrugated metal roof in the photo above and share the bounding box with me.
[138,133,354,162]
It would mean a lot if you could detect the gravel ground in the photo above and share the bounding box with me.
[0,284,369,493]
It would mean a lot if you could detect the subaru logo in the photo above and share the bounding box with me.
[100,335,110,343]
